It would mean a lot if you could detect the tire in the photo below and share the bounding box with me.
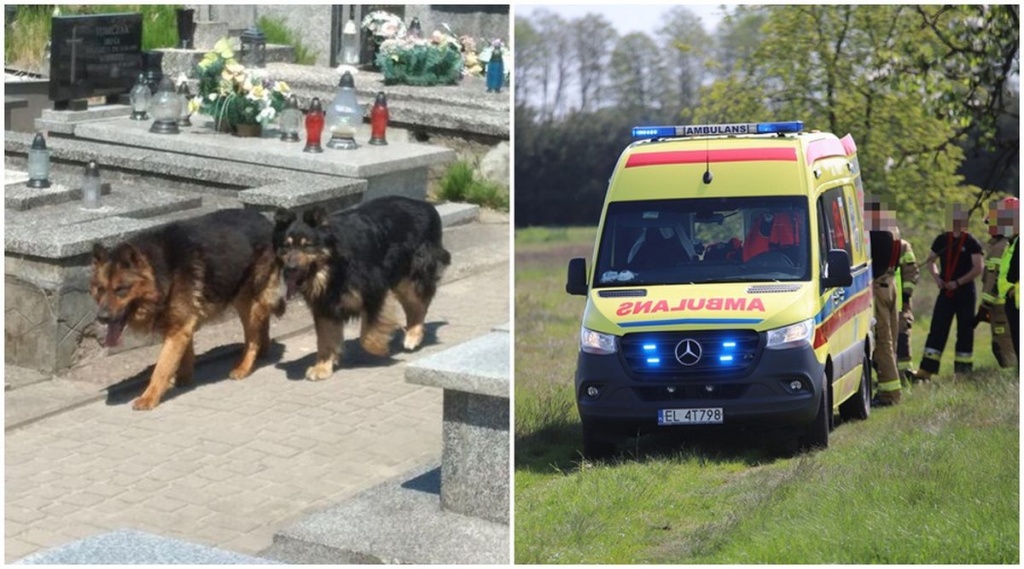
[798,375,830,452]
[581,421,616,460]
[839,355,871,422]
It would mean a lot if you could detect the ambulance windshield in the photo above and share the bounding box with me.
[594,197,810,286]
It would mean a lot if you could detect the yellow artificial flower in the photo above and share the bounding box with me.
[249,84,266,100]
[213,38,234,60]
[274,81,290,93]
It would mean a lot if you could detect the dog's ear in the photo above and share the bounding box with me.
[274,208,296,229]
[92,242,109,266]
[303,207,328,227]
[115,244,145,270]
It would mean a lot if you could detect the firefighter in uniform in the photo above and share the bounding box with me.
[976,197,1017,367]
[913,205,984,380]
[892,227,920,384]
[866,201,902,405]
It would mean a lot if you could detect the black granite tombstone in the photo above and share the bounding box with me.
[48,13,143,110]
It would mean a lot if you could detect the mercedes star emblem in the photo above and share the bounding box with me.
[674,338,702,366]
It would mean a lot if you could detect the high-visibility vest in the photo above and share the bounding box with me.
[1000,235,1019,308]
[983,236,1009,306]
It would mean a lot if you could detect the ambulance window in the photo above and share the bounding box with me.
[821,187,852,258]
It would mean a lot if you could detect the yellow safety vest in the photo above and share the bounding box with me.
[999,235,1018,308]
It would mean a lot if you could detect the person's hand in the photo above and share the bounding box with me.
[944,280,958,291]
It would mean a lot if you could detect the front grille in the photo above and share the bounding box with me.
[620,330,762,380]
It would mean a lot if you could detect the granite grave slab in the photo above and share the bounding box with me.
[15,528,278,564]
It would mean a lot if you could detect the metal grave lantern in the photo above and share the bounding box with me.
[81,160,102,210]
[303,97,325,153]
[26,132,52,189]
[149,76,182,134]
[279,94,302,142]
[325,71,361,150]
[239,24,267,68]
[129,72,151,120]
[369,91,389,146]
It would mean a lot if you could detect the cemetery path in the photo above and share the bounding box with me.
[4,215,509,562]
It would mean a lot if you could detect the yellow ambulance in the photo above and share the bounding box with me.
[566,121,874,457]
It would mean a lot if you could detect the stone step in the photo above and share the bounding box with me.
[259,464,508,565]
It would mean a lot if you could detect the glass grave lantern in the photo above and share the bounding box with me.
[26,132,51,189]
[279,94,302,142]
[129,72,151,120]
[303,97,325,153]
[369,92,389,146]
[325,71,362,150]
[176,81,193,127]
[149,76,182,134]
[82,160,102,210]
[239,24,267,68]
[341,18,360,65]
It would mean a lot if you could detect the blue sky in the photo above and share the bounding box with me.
[517,4,727,35]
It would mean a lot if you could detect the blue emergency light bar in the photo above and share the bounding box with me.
[632,121,804,140]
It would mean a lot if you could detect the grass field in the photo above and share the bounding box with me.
[513,226,1019,564]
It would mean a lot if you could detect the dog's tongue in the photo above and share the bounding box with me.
[102,318,125,347]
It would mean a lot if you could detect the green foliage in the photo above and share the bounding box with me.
[515,232,1019,564]
[257,15,317,65]
[437,160,509,211]
[377,41,463,86]
[5,4,178,72]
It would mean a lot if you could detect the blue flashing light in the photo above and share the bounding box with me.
[643,344,656,351]
[632,121,804,140]
[647,357,661,365]
[722,341,737,348]
[756,121,804,134]
[719,355,734,363]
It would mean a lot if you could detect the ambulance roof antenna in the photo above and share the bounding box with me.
[702,136,713,184]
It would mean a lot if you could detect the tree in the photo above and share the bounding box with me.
[514,16,542,107]
[571,13,617,113]
[656,6,712,121]
[607,32,667,113]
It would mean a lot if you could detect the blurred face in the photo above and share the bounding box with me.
[946,204,969,233]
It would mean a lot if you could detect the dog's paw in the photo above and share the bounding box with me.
[228,366,251,380]
[132,396,159,411]
[305,364,333,381]
[403,325,424,351]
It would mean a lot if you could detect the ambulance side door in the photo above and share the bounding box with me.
[817,186,858,377]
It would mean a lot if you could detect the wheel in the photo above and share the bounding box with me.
[581,421,616,460]
[798,375,830,451]
[839,354,871,422]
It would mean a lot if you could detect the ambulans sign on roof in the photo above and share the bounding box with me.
[632,121,805,140]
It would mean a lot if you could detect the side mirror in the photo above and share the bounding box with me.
[821,249,853,288]
[566,257,588,296]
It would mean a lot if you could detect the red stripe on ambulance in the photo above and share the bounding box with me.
[625,148,798,168]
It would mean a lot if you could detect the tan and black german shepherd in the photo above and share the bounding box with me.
[90,209,284,410]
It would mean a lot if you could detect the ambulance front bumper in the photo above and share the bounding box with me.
[575,343,825,433]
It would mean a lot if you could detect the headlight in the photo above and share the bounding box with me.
[580,326,617,355]
[765,318,814,350]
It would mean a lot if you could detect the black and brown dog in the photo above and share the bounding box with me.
[273,196,451,380]
[90,209,284,410]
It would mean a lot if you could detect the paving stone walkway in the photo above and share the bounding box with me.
[4,219,509,563]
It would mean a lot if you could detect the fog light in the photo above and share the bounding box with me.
[586,386,600,398]
[666,386,676,394]
[704,385,715,393]
[790,380,803,391]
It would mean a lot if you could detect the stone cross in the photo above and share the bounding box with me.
[65,25,84,84]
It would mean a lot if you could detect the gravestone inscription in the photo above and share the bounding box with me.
[49,13,143,109]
